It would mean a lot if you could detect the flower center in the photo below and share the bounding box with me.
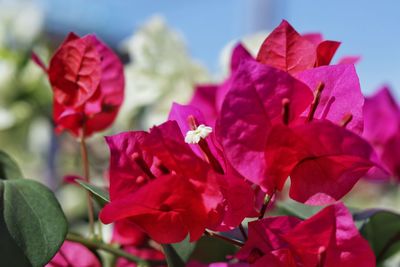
[185,115,224,174]
[185,124,213,144]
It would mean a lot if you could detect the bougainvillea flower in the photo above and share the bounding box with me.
[264,121,374,204]
[47,33,102,107]
[101,119,254,242]
[256,20,340,74]
[217,60,313,191]
[101,128,210,243]
[236,203,375,267]
[112,220,147,246]
[363,87,400,180]
[46,240,101,267]
[363,87,400,149]
[144,120,255,230]
[295,64,364,133]
[218,59,374,204]
[168,103,256,228]
[33,32,124,137]
[101,173,209,243]
[112,221,165,267]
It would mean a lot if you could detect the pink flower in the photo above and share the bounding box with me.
[217,59,374,204]
[363,87,400,180]
[236,203,375,267]
[46,241,101,267]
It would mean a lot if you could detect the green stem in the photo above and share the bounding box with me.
[66,233,155,265]
[79,133,96,238]
[239,223,248,241]
[205,231,244,247]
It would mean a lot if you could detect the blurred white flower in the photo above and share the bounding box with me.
[0,0,44,47]
[28,118,51,155]
[219,31,269,78]
[117,15,210,129]
[0,107,15,129]
[0,59,16,92]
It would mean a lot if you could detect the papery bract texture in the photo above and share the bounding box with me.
[266,121,374,204]
[256,20,316,74]
[48,33,102,107]
[217,59,313,194]
[34,32,124,137]
[100,174,208,243]
[295,64,364,133]
[101,119,255,243]
[236,203,375,267]
[363,87,400,180]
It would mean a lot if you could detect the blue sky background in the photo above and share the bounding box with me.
[35,0,400,96]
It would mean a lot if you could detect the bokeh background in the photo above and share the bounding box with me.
[35,0,400,95]
[1,2,400,263]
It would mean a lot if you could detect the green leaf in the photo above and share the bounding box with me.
[171,235,196,262]
[76,180,110,207]
[161,244,185,267]
[0,201,31,266]
[0,150,23,180]
[357,209,400,263]
[274,200,323,219]
[190,235,238,263]
[1,179,68,267]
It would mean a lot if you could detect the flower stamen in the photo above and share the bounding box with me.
[185,124,213,144]
[131,152,156,179]
[307,82,325,122]
[282,98,290,125]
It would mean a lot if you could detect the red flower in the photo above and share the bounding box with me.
[236,203,375,267]
[32,32,124,137]
[256,20,340,74]
[100,117,255,243]
[168,103,256,229]
[101,173,209,243]
[263,121,373,204]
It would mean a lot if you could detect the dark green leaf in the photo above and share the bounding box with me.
[0,150,23,180]
[190,235,238,263]
[1,179,68,267]
[357,209,400,263]
[161,244,185,267]
[0,189,31,267]
[76,180,110,207]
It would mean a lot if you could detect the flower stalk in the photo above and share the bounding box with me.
[66,233,155,265]
[79,131,96,238]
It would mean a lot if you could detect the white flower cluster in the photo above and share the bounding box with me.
[0,0,44,48]
[0,0,45,130]
[117,15,210,129]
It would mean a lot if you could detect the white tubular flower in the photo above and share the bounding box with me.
[185,124,212,144]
